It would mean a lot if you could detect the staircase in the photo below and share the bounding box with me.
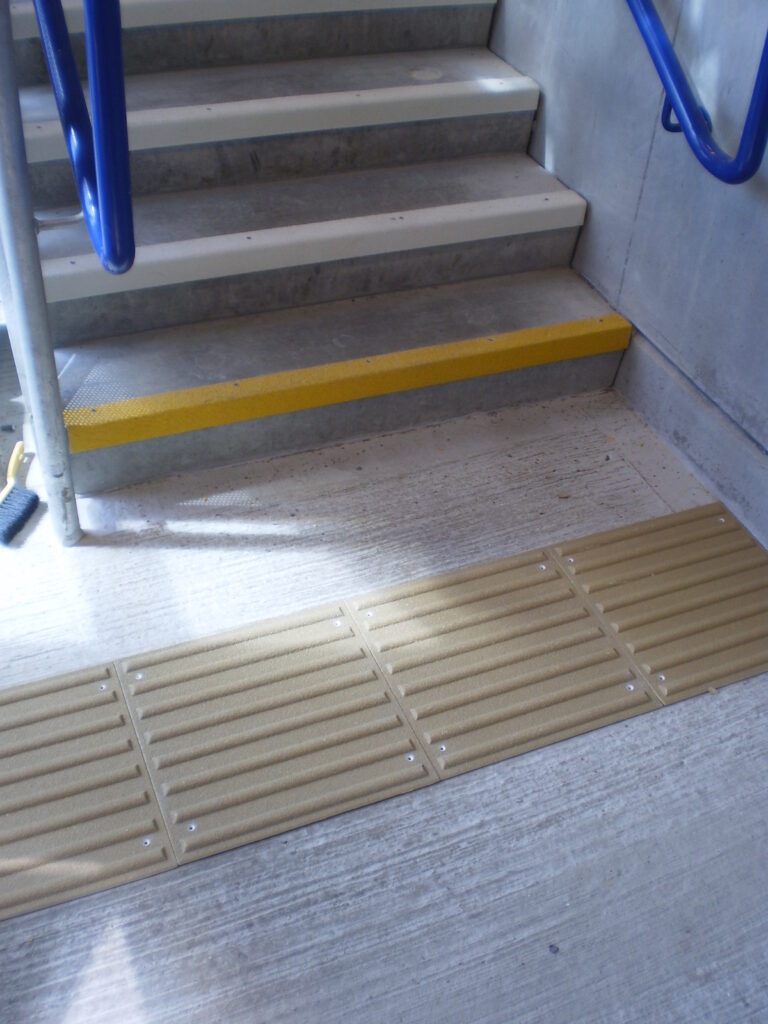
[12,0,630,493]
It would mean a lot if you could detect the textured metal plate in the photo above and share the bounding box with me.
[116,605,437,863]
[554,503,768,703]
[346,550,658,777]
[0,666,173,921]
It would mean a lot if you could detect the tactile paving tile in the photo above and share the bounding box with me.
[116,605,437,863]
[345,549,658,777]
[553,503,768,703]
[0,666,174,921]
[2,504,766,922]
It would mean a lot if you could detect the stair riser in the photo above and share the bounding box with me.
[69,352,621,493]
[31,113,532,206]
[47,229,579,345]
[14,7,494,87]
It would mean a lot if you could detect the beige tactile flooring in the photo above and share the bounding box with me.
[2,500,765,922]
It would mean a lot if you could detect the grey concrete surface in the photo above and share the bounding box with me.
[61,258,622,489]
[37,153,566,258]
[26,46,533,205]
[491,0,676,305]
[13,5,495,86]
[30,114,534,205]
[491,0,768,453]
[48,229,580,345]
[70,354,622,493]
[4,387,766,1024]
[62,266,618,488]
[616,333,768,549]
[21,48,520,119]
[1,671,766,1024]
[57,269,613,403]
[0,671,765,1024]
[616,0,768,450]
[0,387,712,689]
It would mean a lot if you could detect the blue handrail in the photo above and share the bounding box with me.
[626,0,768,184]
[32,0,134,271]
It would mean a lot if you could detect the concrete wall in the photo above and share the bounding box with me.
[490,0,768,458]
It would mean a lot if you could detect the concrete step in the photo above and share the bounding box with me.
[39,153,586,344]
[55,268,630,492]
[23,48,538,204]
[12,0,495,86]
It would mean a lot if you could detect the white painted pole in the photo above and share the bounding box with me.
[0,0,82,544]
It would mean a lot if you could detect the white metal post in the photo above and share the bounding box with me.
[0,0,82,545]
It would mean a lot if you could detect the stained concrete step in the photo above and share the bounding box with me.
[24,48,538,204]
[55,269,630,492]
[12,0,495,85]
[39,153,586,344]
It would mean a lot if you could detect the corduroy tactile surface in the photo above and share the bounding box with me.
[115,604,438,863]
[0,666,174,921]
[2,503,766,920]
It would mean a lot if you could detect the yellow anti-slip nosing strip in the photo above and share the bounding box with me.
[64,315,631,453]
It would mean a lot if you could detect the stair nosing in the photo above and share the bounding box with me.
[62,315,631,452]
[12,0,496,40]
[24,76,539,165]
[54,268,616,398]
[42,191,586,303]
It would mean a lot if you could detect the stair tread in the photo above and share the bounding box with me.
[12,0,495,39]
[23,49,524,122]
[39,153,569,261]
[24,48,536,165]
[57,270,616,407]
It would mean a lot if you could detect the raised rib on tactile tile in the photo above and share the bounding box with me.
[0,666,174,920]
[116,605,437,862]
[346,550,656,777]
[554,503,768,702]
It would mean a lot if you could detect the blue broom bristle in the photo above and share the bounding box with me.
[0,485,40,544]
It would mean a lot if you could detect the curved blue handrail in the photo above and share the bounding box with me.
[32,0,134,271]
[626,0,768,184]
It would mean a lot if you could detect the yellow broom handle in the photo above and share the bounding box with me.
[0,442,25,503]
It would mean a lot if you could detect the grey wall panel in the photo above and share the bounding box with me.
[491,0,768,451]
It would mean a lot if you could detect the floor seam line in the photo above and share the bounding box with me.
[111,660,183,866]
[544,549,667,707]
[341,600,445,779]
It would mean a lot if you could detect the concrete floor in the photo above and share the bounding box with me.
[1,379,767,1022]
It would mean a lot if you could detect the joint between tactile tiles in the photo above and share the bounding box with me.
[339,545,655,779]
[0,664,178,921]
[545,549,666,707]
[341,600,445,779]
[111,660,184,865]
[113,605,440,863]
